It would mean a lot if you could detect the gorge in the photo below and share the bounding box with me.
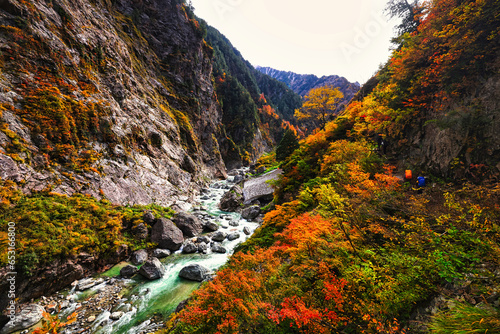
[1,0,500,333]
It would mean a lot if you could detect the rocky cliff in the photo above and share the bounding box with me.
[0,0,230,206]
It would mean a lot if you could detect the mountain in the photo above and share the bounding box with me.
[256,66,360,102]
[204,26,302,169]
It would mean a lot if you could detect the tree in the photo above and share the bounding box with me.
[294,85,343,130]
[276,128,299,162]
[385,0,424,36]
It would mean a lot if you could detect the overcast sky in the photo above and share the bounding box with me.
[189,0,400,84]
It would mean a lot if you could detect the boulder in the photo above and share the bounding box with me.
[139,258,165,280]
[76,278,104,291]
[255,166,266,174]
[0,304,44,334]
[197,242,208,253]
[243,169,282,204]
[219,185,243,212]
[204,221,219,232]
[243,227,251,235]
[142,211,156,224]
[131,223,148,240]
[120,265,138,278]
[182,241,198,254]
[241,205,260,220]
[211,231,227,242]
[152,248,171,258]
[151,218,184,251]
[227,232,240,241]
[130,249,148,265]
[211,244,227,254]
[196,236,211,244]
[233,174,244,184]
[173,212,204,238]
[179,264,210,282]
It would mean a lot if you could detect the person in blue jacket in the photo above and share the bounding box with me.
[416,175,426,194]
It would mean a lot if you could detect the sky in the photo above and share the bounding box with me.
[189,0,400,84]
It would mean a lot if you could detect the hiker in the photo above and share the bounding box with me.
[416,175,426,194]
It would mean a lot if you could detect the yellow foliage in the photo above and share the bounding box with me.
[295,85,344,129]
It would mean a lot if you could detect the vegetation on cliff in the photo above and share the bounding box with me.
[0,180,174,277]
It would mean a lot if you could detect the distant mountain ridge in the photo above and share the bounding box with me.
[256,66,361,102]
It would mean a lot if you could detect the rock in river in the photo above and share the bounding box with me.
[179,264,210,282]
[241,205,261,220]
[120,265,139,278]
[219,185,243,212]
[0,304,44,334]
[211,231,227,242]
[211,244,227,254]
[173,212,204,237]
[182,241,198,254]
[152,248,171,258]
[139,258,165,280]
[151,218,184,251]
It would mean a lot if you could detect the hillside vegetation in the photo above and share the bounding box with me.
[166,0,500,332]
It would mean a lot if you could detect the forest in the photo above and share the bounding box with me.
[166,0,500,332]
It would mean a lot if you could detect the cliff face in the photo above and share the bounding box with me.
[256,66,360,103]
[0,0,226,206]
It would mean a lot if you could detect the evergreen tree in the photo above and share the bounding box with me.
[276,129,299,162]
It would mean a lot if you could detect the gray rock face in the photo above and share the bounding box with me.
[139,258,165,280]
[219,185,243,212]
[151,218,184,251]
[243,169,282,204]
[182,241,198,254]
[241,205,261,220]
[211,244,227,254]
[179,264,210,282]
[0,304,44,334]
[152,248,171,258]
[131,223,148,240]
[173,212,204,238]
[131,249,148,265]
[120,265,138,278]
[211,231,227,242]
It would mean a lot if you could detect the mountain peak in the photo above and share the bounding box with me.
[255,66,360,102]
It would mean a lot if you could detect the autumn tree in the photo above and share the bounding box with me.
[294,85,343,130]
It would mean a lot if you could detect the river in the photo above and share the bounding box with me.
[51,174,257,334]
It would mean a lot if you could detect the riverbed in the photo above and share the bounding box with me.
[40,176,257,334]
